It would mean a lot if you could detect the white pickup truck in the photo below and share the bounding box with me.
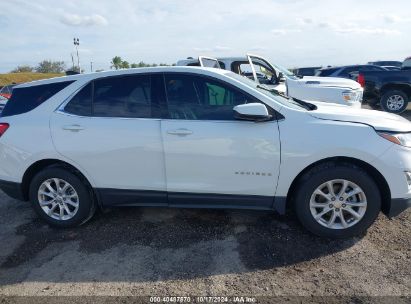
[177,54,363,107]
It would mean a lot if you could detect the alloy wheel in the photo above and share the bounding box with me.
[309,179,367,229]
[38,178,80,221]
[386,95,405,111]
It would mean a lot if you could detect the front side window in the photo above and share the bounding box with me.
[164,74,255,120]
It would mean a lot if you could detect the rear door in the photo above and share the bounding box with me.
[50,73,167,206]
[160,72,281,208]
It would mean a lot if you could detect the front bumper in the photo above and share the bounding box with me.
[387,197,411,218]
[0,180,25,201]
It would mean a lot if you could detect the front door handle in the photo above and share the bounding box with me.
[167,128,193,136]
[62,124,85,132]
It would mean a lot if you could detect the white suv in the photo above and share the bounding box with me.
[0,67,410,238]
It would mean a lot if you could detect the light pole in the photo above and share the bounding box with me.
[73,38,80,72]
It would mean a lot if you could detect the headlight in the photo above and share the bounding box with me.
[342,91,361,102]
[377,132,411,148]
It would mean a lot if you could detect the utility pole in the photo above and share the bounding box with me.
[90,61,93,72]
[73,38,80,72]
[70,53,75,70]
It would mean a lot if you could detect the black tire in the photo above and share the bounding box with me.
[29,166,96,228]
[294,163,381,238]
[380,90,408,114]
[367,101,380,110]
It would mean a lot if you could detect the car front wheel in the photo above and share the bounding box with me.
[294,163,381,238]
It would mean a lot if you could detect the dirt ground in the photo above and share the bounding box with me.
[0,106,410,301]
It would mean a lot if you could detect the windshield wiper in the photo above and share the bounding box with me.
[256,85,316,111]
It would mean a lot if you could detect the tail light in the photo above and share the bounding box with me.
[0,123,9,137]
[357,73,365,88]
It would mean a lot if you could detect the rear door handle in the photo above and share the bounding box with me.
[167,128,193,136]
[62,124,84,132]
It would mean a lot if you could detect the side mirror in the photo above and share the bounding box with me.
[278,72,285,82]
[233,103,272,122]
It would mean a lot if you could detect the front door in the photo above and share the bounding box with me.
[160,73,281,209]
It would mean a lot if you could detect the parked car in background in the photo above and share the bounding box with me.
[316,65,387,80]
[177,55,363,107]
[0,95,8,114]
[402,57,411,70]
[358,69,411,113]
[0,84,16,99]
[293,66,322,77]
[0,67,410,238]
[368,61,403,68]
[381,66,401,71]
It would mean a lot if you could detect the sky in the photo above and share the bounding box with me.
[0,0,410,73]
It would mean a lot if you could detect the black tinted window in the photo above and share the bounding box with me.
[93,75,154,118]
[164,74,254,120]
[340,67,358,77]
[316,68,338,76]
[1,81,74,117]
[64,83,92,116]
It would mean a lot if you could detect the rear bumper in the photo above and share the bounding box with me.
[0,179,25,201]
[387,197,411,218]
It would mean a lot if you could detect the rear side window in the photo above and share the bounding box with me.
[93,75,153,118]
[64,74,159,118]
[64,83,92,116]
[1,81,74,117]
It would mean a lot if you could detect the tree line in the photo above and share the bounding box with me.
[110,56,172,69]
[11,60,66,74]
[9,56,173,74]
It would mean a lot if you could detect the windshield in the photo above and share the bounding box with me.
[226,72,308,110]
[270,62,298,80]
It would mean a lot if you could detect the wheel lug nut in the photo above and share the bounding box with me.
[342,204,346,208]
[331,197,336,201]
[339,197,344,201]
[329,204,333,208]
[335,208,340,212]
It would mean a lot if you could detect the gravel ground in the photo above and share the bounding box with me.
[0,106,410,301]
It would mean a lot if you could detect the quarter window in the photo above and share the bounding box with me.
[164,74,256,120]
[1,81,74,117]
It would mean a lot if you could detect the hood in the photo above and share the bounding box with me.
[300,76,362,90]
[309,102,411,132]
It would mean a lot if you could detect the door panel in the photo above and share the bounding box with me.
[161,119,280,199]
[51,113,166,192]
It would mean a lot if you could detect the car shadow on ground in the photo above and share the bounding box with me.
[0,203,359,284]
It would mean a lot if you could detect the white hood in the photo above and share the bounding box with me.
[309,102,411,132]
[301,76,361,90]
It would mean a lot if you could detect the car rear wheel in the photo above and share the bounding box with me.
[380,90,408,114]
[294,163,381,238]
[29,167,95,228]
